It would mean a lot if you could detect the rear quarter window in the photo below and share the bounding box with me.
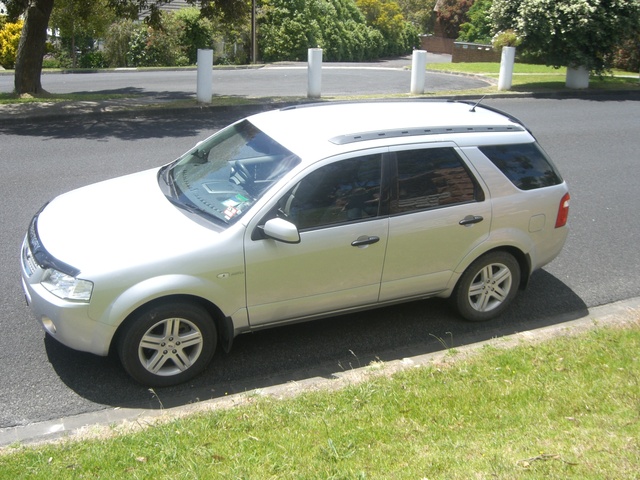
[479,143,563,190]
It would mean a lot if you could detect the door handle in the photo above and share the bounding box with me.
[351,236,380,247]
[459,215,484,226]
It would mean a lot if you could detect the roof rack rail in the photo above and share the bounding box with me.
[329,124,524,145]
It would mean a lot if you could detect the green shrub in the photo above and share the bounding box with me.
[104,19,136,67]
[42,55,61,69]
[492,29,521,49]
[458,0,493,44]
[612,35,640,72]
[79,50,107,68]
[173,7,215,64]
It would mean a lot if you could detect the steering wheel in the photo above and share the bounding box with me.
[234,161,252,184]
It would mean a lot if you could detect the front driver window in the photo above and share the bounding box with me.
[279,154,382,230]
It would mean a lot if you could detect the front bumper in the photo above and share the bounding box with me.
[21,239,115,357]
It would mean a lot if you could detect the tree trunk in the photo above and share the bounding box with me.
[14,0,55,95]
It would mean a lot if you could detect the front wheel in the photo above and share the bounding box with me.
[117,302,217,387]
[452,251,521,322]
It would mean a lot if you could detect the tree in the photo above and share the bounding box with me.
[396,0,438,34]
[13,0,54,94]
[258,0,385,62]
[9,0,248,95]
[49,0,115,67]
[172,7,215,64]
[458,0,493,44]
[356,0,418,56]
[434,0,473,39]
[492,0,640,75]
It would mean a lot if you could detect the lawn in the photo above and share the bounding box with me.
[1,321,638,479]
[427,62,640,93]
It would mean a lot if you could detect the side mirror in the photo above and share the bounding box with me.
[262,218,301,244]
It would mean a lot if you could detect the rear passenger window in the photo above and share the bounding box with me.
[392,147,482,214]
[479,143,563,190]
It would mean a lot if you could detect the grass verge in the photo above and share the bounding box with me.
[1,321,638,479]
[427,62,640,94]
[0,92,141,105]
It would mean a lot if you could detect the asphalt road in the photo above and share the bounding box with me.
[1,96,639,441]
[0,56,489,98]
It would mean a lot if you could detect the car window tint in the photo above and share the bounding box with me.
[281,154,382,230]
[479,143,563,190]
[392,147,479,214]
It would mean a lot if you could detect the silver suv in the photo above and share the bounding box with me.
[21,101,570,386]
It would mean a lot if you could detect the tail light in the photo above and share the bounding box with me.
[555,192,570,228]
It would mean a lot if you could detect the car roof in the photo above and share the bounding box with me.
[247,101,530,160]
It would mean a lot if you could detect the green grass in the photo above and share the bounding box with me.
[1,322,638,479]
[427,62,640,93]
[0,92,140,105]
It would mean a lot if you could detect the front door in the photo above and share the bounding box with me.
[244,152,388,327]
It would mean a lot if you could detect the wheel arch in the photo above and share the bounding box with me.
[451,244,532,295]
[492,245,531,290]
[110,294,233,356]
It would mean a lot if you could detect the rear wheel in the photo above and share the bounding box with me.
[452,251,520,322]
[117,302,217,387]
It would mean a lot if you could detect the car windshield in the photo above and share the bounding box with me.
[161,120,300,225]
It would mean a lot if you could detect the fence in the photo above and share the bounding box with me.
[420,35,502,63]
[452,42,501,63]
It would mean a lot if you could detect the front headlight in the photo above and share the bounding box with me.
[41,269,93,302]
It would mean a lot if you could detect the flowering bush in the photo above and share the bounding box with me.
[0,20,23,69]
[491,0,640,74]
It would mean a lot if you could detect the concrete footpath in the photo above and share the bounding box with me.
[1,297,639,449]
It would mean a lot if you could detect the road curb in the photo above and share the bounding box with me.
[1,297,638,450]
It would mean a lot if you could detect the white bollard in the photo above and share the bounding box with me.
[308,48,323,99]
[410,50,427,94]
[197,49,213,103]
[498,46,516,91]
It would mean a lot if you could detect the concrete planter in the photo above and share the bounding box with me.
[566,65,590,89]
[498,46,516,91]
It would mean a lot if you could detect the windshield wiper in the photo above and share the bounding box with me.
[160,165,178,194]
[164,194,228,227]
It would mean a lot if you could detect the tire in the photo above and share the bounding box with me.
[452,251,521,322]
[117,302,217,387]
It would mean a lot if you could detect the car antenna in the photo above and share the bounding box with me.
[469,95,487,112]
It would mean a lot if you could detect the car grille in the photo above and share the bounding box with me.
[22,241,39,277]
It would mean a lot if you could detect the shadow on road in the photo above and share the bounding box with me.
[0,99,292,141]
[45,269,587,411]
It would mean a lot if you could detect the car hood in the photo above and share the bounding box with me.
[36,168,221,276]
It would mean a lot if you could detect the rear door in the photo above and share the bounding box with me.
[379,143,491,301]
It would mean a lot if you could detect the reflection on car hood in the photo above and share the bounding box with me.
[36,168,220,276]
